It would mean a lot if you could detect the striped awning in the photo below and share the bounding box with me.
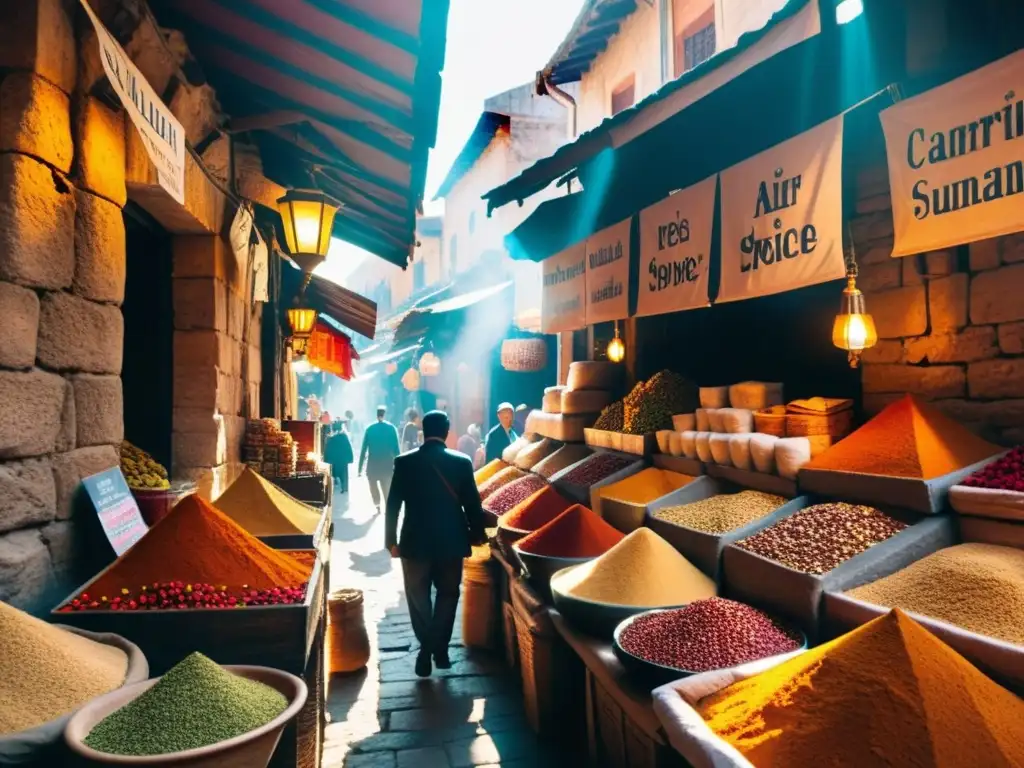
[151,0,449,268]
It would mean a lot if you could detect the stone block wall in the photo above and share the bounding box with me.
[852,165,1024,445]
[0,0,125,610]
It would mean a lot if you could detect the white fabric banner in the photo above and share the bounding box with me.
[718,116,846,304]
[80,0,186,205]
[637,176,717,316]
[585,219,631,325]
[541,242,587,334]
[252,228,269,302]
[881,50,1024,257]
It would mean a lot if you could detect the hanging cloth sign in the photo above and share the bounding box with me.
[541,242,587,333]
[307,321,355,380]
[718,116,846,303]
[80,0,186,205]
[585,219,631,324]
[881,50,1024,257]
[636,175,717,316]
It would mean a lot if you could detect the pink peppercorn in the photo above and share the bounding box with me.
[563,453,634,486]
[484,475,548,514]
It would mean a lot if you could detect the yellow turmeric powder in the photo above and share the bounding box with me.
[697,609,1024,766]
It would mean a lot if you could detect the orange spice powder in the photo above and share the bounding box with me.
[517,504,624,558]
[87,495,312,598]
[805,395,1000,479]
[500,486,573,533]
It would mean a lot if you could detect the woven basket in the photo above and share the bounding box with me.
[462,559,500,650]
[513,611,553,735]
[327,589,370,674]
[502,602,519,670]
[500,338,548,373]
[754,406,787,437]
[786,409,855,437]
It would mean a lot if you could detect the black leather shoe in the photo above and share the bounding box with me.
[433,651,452,670]
[415,652,432,677]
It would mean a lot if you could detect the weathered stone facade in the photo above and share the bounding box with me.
[853,165,1024,445]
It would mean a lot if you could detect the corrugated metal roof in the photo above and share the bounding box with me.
[150,0,450,268]
[484,0,816,214]
[543,0,639,86]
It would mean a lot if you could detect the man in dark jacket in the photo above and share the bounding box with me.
[484,402,517,463]
[358,406,400,513]
[386,410,485,677]
[324,423,354,493]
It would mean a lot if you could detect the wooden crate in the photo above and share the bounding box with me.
[51,553,326,676]
[589,674,685,768]
[785,409,854,437]
[272,610,326,768]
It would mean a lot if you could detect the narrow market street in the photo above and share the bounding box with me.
[323,470,564,768]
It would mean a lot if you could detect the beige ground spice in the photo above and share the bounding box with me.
[847,543,1024,645]
[655,491,787,534]
[0,600,128,734]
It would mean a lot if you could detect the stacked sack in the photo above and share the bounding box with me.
[529,362,621,442]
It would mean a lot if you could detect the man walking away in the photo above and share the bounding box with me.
[386,410,485,677]
[358,406,400,513]
[484,402,517,463]
[324,423,354,493]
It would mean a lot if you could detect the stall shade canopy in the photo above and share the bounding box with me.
[282,262,378,340]
[393,281,515,345]
[149,0,449,268]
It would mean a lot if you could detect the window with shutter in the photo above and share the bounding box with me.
[684,23,716,72]
[672,2,716,78]
[611,75,635,116]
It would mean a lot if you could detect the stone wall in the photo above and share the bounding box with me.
[0,0,125,610]
[852,165,1024,445]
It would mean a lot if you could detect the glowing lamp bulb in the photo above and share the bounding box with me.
[607,334,625,363]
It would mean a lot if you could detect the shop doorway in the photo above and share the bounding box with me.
[121,204,174,469]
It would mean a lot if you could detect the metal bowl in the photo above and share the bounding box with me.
[512,547,592,602]
[611,608,808,688]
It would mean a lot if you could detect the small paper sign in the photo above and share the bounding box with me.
[81,468,148,556]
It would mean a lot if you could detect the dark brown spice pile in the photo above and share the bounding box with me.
[561,453,634,486]
[484,475,548,514]
[736,502,907,574]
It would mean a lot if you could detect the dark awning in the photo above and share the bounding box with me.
[151,0,449,268]
[543,0,638,86]
[394,281,514,344]
[282,263,378,340]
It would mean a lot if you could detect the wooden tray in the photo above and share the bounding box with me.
[51,552,325,676]
[550,452,646,507]
[258,507,331,552]
[652,454,705,477]
[585,429,655,457]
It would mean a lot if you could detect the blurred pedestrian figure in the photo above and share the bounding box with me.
[358,406,400,513]
[345,409,363,452]
[401,408,421,453]
[457,423,481,459]
[513,404,530,436]
[324,422,353,493]
[484,403,517,463]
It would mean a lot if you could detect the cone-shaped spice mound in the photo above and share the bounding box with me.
[477,466,527,499]
[501,486,572,532]
[474,459,508,486]
[214,468,322,536]
[517,504,624,558]
[485,475,549,514]
[0,600,128,734]
[559,528,715,607]
[87,495,312,598]
[697,610,1024,766]
[805,394,1001,479]
[84,652,287,756]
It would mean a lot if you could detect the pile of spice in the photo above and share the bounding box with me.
[736,502,907,574]
[960,446,1023,491]
[0,600,128,734]
[120,441,170,490]
[846,543,1024,645]
[532,444,593,479]
[68,495,312,606]
[517,504,624,558]
[475,459,509,486]
[214,468,322,536]
[597,468,694,506]
[477,466,527,499]
[484,475,549,514]
[560,452,635,486]
[805,394,1001,479]
[623,370,698,434]
[84,653,287,756]
[696,610,1024,766]
[619,598,801,672]
[654,491,787,534]
[559,528,716,606]
[593,401,625,431]
[500,486,572,532]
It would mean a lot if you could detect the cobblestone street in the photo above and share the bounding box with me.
[323,472,565,768]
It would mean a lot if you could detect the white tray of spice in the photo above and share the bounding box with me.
[947,446,1024,521]
[720,497,955,641]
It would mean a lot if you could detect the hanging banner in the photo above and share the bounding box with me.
[719,116,846,303]
[80,0,186,205]
[584,219,631,324]
[636,176,717,316]
[541,242,586,333]
[881,50,1024,257]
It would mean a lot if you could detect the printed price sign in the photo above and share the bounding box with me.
[81,468,148,556]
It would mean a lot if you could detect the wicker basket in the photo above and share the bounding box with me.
[501,338,548,373]
[327,589,370,674]
[513,610,555,736]
[753,406,787,437]
[462,558,501,650]
[785,409,854,437]
[502,602,519,670]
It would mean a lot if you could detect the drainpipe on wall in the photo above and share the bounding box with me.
[660,0,672,84]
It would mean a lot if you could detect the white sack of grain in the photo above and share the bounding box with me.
[668,431,684,457]
[709,434,733,466]
[750,433,780,474]
[525,410,542,434]
[695,409,711,432]
[775,437,811,480]
[566,361,622,391]
[561,388,613,415]
[695,432,713,463]
[656,430,673,454]
[699,386,729,409]
[502,435,531,464]
[728,381,784,411]
[719,408,753,434]
[680,431,698,460]
[728,434,753,471]
[672,413,696,431]
[707,409,725,433]
[542,387,564,414]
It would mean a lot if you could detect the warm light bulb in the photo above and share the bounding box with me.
[607,335,625,363]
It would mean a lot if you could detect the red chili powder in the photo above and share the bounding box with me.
[517,504,625,558]
[805,395,1001,479]
[87,495,313,598]
[500,486,572,532]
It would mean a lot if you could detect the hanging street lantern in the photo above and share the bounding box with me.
[384,362,398,376]
[832,239,877,368]
[607,321,625,363]
[401,367,421,391]
[419,351,441,376]
[276,189,343,274]
[286,299,317,355]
